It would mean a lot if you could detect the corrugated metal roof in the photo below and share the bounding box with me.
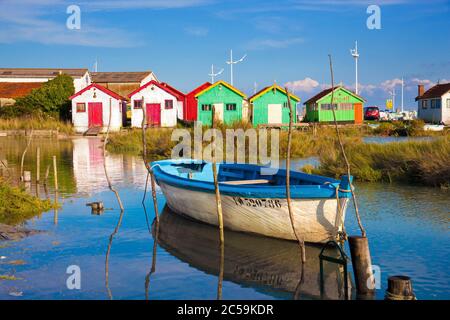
[0,82,43,98]
[91,71,154,83]
[0,68,88,78]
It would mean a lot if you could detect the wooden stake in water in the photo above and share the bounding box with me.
[141,95,160,223]
[211,105,225,300]
[284,87,306,263]
[36,147,40,183]
[52,155,58,192]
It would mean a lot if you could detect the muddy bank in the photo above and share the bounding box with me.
[0,223,43,241]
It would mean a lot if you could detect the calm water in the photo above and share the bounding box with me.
[0,136,448,300]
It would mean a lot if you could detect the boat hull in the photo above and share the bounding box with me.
[159,181,348,243]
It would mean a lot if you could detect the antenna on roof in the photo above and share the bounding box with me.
[208,64,224,83]
[226,49,246,86]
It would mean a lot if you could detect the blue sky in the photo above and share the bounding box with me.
[0,0,449,109]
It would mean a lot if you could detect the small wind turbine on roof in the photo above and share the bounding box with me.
[208,64,224,83]
[226,49,247,86]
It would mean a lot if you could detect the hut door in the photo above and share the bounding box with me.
[268,104,282,124]
[146,103,161,126]
[213,103,224,121]
[88,102,103,127]
[354,103,363,124]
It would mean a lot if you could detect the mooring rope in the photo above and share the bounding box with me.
[328,55,366,238]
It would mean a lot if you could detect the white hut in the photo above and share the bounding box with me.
[129,80,178,128]
[70,83,127,134]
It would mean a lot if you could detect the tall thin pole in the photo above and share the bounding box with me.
[230,50,233,85]
[209,64,223,83]
[401,78,404,113]
[226,49,246,86]
[351,41,359,95]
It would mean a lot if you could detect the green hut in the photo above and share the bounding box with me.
[195,80,246,126]
[249,84,300,127]
[303,86,365,124]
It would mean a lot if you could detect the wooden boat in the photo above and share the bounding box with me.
[155,206,351,299]
[152,159,352,243]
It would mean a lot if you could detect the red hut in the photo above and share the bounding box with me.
[184,82,212,122]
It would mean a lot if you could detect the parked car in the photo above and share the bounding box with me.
[364,106,380,120]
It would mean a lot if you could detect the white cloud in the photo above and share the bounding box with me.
[246,37,304,50]
[285,77,319,93]
[0,0,212,47]
[184,26,209,37]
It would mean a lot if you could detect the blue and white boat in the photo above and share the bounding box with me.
[152,159,353,243]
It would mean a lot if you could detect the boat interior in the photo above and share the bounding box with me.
[167,161,336,187]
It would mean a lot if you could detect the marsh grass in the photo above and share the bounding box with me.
[0,118,74,135]
[0,179,56,225]
[313,136,450,188]
[106,122,449,188]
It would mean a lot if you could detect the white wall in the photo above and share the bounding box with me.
[0,71,91,92]
[71,86,123,133]
[130,85,178,128]
[176,100,184,120]
[417,97,447,124]
[442,92,450,125]
[140,73,158,86]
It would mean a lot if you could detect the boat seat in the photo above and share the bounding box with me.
[222,179,271,185]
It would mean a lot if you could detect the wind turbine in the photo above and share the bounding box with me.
[208,64,224,83]
[226,49,247,86]
[350,41,359,95]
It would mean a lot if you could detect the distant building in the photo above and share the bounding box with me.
[0,82,43,107]
[0,68,90,92]
[303,86,365,124]
[195,80,246,126]
[184,82,212,122]
[69,83,127,133]
[248,84,300,127]
[91,71,158,98]
[128,80,179,128]
[416,83,450,125]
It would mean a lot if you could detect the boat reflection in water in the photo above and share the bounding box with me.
[155,206,352,300]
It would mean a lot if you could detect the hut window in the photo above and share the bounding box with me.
[339,103,353,110]
[435,99,441,109]
[226,103,236,111]
[165,100,174,109]
[321,103,337,111]
[134,100,142,109]
[422,100,427,109]
[76,103,86,113]
[431,99,435,109]
[447,99,450,108]
[202,104,212,111]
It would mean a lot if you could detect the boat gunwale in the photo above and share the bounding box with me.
[151,159,352,199]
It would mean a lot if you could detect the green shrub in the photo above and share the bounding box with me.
[0,74,74,119]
